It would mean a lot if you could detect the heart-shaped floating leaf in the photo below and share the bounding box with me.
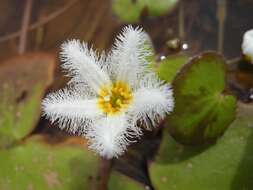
[149,103,253,190]
[112,0,179,23]
[0,135,99,190]
[0,53,54,148]
[155,54,188,83]
[167,52,237,144]
[109,171,145,190]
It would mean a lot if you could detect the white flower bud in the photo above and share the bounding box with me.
[242,29,253,63]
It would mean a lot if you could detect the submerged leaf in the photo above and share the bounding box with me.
[167,52,236,144]
[0,53,55,148]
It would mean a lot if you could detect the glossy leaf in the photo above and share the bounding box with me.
[168,52,237,144]
[156,54,188,83]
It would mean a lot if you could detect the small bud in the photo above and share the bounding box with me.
[242,29,253,64]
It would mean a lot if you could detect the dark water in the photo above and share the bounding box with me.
[139,0,253,59]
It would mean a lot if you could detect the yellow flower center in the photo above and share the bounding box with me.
[97,81,133,115]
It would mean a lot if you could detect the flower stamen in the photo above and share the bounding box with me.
[98,81,133,115]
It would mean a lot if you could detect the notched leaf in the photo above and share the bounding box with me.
[155,53,188,83]
[167,52,237,144]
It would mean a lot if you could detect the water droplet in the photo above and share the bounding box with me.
[160,55,166,60]
[182,43,189,50]
[250,89,253,99]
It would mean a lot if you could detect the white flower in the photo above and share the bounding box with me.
[42,26,174,158]
[242,29,253,63]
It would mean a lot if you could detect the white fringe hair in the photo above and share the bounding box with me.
[42,25,174,158]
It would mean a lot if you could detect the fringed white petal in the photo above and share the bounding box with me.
[242,29,253,63]
[42,25,175,159]
[86,114,133,159]
[42,88,103,135]
[110,26,152,87]
[129,77,174,129]
[60,39,111,92]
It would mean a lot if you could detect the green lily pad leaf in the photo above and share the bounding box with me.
[168,52,237,144]
[150,103,253,190]
[0,135,99,190]
[0,53,54,148]
[109,171,145,190]
[112,0,179,23]
[155,54,188,83]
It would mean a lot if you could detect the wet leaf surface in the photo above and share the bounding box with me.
[0,53,55,148]
[155,53,188,83]
[150,102,253,190]
[167,52,237,144]
[0,135,99,190]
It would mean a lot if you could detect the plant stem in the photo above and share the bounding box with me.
[95,157,112,190]
[19,0,33,54]
[0,0,78,44]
